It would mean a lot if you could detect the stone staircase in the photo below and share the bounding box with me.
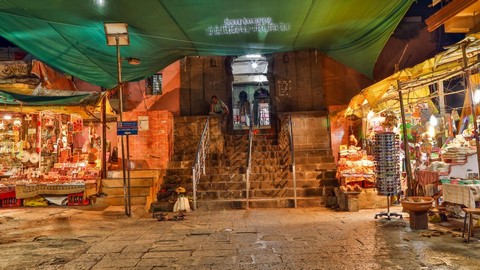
[101,169,162,208]
[159,113,337,210]
[160,116,224,201]
[288,112,338,207]
[295,149,338,207]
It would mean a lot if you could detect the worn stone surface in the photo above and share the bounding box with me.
[1,206,479,269]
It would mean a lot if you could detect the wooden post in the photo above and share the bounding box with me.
[398,82,414,196]
[437,81,446,144]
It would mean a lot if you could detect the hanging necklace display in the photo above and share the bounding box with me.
[373,132,403,220]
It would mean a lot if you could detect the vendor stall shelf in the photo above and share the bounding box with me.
[374,132,402,220]
[337,147,376,188]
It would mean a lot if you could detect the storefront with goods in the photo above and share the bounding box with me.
[0,60,114,208]
[336,34,480,218]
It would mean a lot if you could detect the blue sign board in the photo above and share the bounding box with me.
[117,121,138,135]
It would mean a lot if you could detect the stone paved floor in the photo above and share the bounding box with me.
[0,206,479,269]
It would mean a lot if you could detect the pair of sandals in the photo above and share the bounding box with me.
[153,211,186,221]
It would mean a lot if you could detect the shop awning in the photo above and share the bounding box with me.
[344,32,480,117]
[0,0,413,89]
[0,90,115,119]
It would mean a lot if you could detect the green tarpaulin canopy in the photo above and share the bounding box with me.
[0,0,413,89]
[0,90,101,106]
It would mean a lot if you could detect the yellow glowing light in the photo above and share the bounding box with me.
[428,126,436,138]
[429,115,438,127]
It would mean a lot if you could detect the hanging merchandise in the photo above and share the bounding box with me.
[71,115,83,133]
[451,109,460,121]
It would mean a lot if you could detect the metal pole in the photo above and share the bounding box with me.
[116,35,130,217]
[290,115,297,208]
[462,45,480,175]
[398,82,414,196]
[101,93,107,180]
[126,134,132,215]
[192,169,197,210]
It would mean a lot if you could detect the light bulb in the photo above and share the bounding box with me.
[367,110,374,120]
[429,115,438,127]
[428,126,436,138]
[475,89,480,104]
[3,114,11,120]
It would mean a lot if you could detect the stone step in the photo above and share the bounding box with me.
[249,188,322,198]
[295,170,336,180]
[166,167,191,176]
[101,177,154,188]
[213,157,291,167]
[295,143,331,150]
[171,153,195,161]
[250,179,320,189]
[168,160,194,168]
[197,187,322,199]
[296,163,336,171]
[199,174,245,182]
[250,165,290,174]
[197,181,246,190]
[224,134,275,142]
[102,186,151,197]
[251,158,290,166]
[249,172,291,181]
[104,196,147,206]
[206,165,291,175]
[162,175,193,190]
[224,145,282,153]
[295,156,335,164]
[206,166,243,174]
[163,174,192,182]
[294,149,333,157]
[197,190,245,200]
[107,169,160,179]
[197,179,320,190]
[224,150,290,161]
[196,197,322,210]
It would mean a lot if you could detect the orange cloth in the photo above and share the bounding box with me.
[31,60,77,90]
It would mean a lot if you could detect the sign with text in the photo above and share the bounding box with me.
[117,121,138,135]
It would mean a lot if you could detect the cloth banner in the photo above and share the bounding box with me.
[15,184,85,199]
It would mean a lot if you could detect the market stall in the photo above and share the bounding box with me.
[0,91,114,208]
[339,33,480,215]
